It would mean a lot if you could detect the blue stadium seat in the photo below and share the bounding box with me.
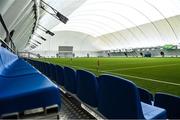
[2,59,39,76]
[44,62,50,77]
[98,74,166,119]
[44,62,48,74]
[38,61,43,73]
[0,46,18,69]
[0,74,61,116]
[64,67,77,93]
[46,63,51,78]
[138,87,153,105]
[33,61,39,69]
[77,70,98,107]
[0,47,61,116]
[41,62,46,74]
[55,65,64,86]
[49,64,56,81]
[49,63,54,80]
[154,93,180,119]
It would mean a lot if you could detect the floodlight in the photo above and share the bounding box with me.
[40,0,69,24]
[32,39,41,45]
[37,24,55,36]
[33,33,46,41]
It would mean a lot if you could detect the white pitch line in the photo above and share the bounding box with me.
[101,71,180,86]
[105,63,180,72]
[66,65,96,71]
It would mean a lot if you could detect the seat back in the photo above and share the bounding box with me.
[98,74,144,119]
[55,65,64,86]
[49,64,56,81]
[3,58,38,76]
[38,61,43,72]
[77,70,98,107]
[46,63,51,78]
[0,47,62,115]
[138,87,153,105]
[0,47,18,74]
[64,67,77,93]
[41,62,46,74]
[44,62,49,76]
[154,93,180,119]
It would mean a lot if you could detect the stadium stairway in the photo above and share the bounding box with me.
[0,47,61,119]
[27,59,180,119]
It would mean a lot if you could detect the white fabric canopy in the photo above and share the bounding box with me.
[52,0,180,37]
[30,0,180,55]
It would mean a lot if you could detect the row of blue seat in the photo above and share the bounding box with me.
[0,47,61,117]
[28,59,180,119]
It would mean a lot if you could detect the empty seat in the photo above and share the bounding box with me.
[64,67,77,93]
[44,63,48,75]
[38,61,43,73]
[154,93,180,119]
[49,64,53,80]
[0,74,61,116]
[98,74,166,119]
[33,61,39,69]
[77,70,98,107]
[41,62,46,74]
[0,46,18,69]
[46,63,51,78]
[138,87,153,105]
[55,65,64,86]
[44,62,50,77]
[3,59,39,76]
[49,64,56,81]
[0,47,61,116]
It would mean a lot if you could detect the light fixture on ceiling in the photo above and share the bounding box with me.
[31,39,42,45]
[40,0,69,24]
[37,24,55,36]
[33,33,46,41]
[29,40,38,46]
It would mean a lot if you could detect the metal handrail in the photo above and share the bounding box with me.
[0,39,16,53]
[0,14,17,54]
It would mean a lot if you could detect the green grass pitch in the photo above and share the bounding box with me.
[36,57,180,96]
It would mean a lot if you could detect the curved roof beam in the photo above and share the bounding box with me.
[72,9,148,40]
[65,20,128,47]
[77,1,163,40]
[67,18,136,47]
[71,11,149,46]
[56,24,115,48]
[144,0,179,41]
